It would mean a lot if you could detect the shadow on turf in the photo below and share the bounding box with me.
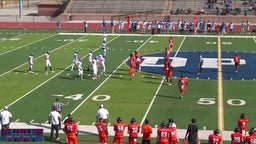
[44,135,65,144]
[156,94,180,99]
[13,70,42,74]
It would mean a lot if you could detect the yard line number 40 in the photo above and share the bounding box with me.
[197,98,246,106]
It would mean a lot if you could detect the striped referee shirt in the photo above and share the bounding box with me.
[52,102,64,113]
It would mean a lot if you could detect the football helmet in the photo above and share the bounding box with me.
[214,129,220,135]
[130,118,136,123]
[249,128,255,135]
[161,122,166,128]
[234,127,240,133]
[69,117,75,123]
[116,117,122,123]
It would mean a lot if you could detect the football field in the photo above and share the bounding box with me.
[1,29,256,143]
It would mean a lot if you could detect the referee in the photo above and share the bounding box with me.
[52,98,70,114]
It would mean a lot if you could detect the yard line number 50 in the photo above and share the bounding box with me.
[197,98,246,106]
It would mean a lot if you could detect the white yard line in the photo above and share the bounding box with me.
[140,36,187,126]
[0,34,70,77]
[140,77,165,126]
[0,33,25,43]
[253,37,256,44]
[0,33,56,56]
[3,35,88,110]
[65,35,154,121]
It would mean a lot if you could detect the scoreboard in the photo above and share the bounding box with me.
[1,129,44,142]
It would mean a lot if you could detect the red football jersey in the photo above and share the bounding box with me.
[238,118,249,130]
[157,128,169,144]
[64,123,78,136]
[128,123,140,138]
[96,122,107,137]
[245,135,256,144]
[113,122,126,138]
[233,55,240,64]
[231,132,243,144]
[208,134,222,144]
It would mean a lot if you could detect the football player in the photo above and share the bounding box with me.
[233,52,240,73]
[45,50,53,74]
[208,129,222,144]
[71,50,78,71]
[178,75,188,99]
[28,52,34,73]
[127,118,140,144]
[113,117,126,144]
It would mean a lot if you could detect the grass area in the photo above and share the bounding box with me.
[0,29,256,143]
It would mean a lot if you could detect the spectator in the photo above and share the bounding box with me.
[184,118,199,144]
[246,20,250,34]
[111,20,115,34]
[102,20,107,32]
[84,20,88,33]
[56,21,61,32]
[0,106,12,130]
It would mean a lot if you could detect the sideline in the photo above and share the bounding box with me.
[11,122,233,140]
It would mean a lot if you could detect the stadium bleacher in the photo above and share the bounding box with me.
[70,0,166,14]
[53,0,256,24]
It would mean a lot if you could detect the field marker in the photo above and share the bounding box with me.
[30,120,34,123]
[15,119,20,122]
[140,77,165,126]
[52,94,63,97]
